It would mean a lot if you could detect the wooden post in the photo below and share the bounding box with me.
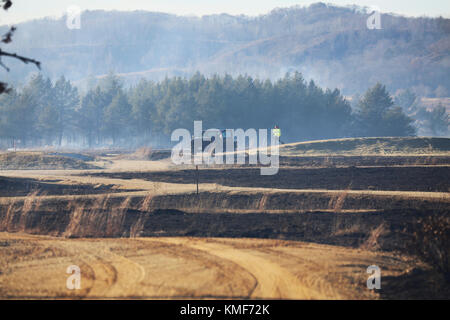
[196,165,199,195]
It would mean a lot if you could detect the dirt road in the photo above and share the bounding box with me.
[0,232,415,299]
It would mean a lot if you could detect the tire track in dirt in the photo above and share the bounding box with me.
[0,233,416,299]
[136,238,258,299]
[260,247,343,299]
[50,241,146,298]
[156,238,327,299]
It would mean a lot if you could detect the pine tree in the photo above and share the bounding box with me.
[53,76,79,146]
[103,91,131,145]
[356,83,416,137]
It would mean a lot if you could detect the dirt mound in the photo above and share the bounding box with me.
[118,147,171,161]
[0,176,136,197]
[279,155,450,167]
[280,137,450,156]
[1,190,448,250]
[92,166,450,192]
[4,233,440,300]
[47,152,95,162]
[0,152,99,170]
[0,193,447,253]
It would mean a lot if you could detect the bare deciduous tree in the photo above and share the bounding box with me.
[0,0,41,94]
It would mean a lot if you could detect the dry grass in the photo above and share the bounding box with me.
[410,214,450,281]
[0,198,17,230]
[258,194,269,211]
[279,137,450,156]
[0,152,98,170]
[328,190,349,213]
[60,194,142,238]
[22,190,40,215]
[0,140,448,300]
[139,193,154,212]
[360,223,387,250]
[0,233,421,299]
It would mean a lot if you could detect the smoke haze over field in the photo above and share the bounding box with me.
[0,2,448,149]
[0,3,449,97]
[2,0,450,24]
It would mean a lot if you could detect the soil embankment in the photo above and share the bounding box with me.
[91,166,450,192]
[1,191,448,252]
[0,152,98,170]
[2,233,429,299]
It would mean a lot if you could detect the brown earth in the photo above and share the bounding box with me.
[3,232,446,300]
[89,166,450,192]
[0,148,449,300]
[1,190,448,252]
[279,155,450,167]
[0,152,98,170]
[279,137,450,155]
[0,176,139,197]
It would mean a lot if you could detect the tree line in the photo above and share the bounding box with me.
[0,71,446,149]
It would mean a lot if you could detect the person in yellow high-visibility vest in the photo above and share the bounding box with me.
[273,125,283,144]
[273,125,281,138]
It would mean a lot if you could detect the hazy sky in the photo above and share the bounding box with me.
[1,0,449,24]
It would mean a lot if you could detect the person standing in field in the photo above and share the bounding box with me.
[273,125,283,144]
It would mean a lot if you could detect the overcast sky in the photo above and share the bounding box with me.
[1,0,449,25]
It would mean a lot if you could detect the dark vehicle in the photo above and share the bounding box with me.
[191,129,237,154]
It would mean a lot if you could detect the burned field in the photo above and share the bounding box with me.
[2,199,444,252]
[0,152,99,170]
[90,165,450,192]
[0,176,138,197]
[278,155,450,167]
[0,144,449,299]
[2,154,448,249]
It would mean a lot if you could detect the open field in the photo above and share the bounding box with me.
[1,137,449,170]
[0,176,138,197]
[1,232,446,300]
[278,137,450,156]
[0,152,99,170]
[0,137,449,299]
[91,166,450,192]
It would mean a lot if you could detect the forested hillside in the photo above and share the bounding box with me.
[1,3,449,96]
